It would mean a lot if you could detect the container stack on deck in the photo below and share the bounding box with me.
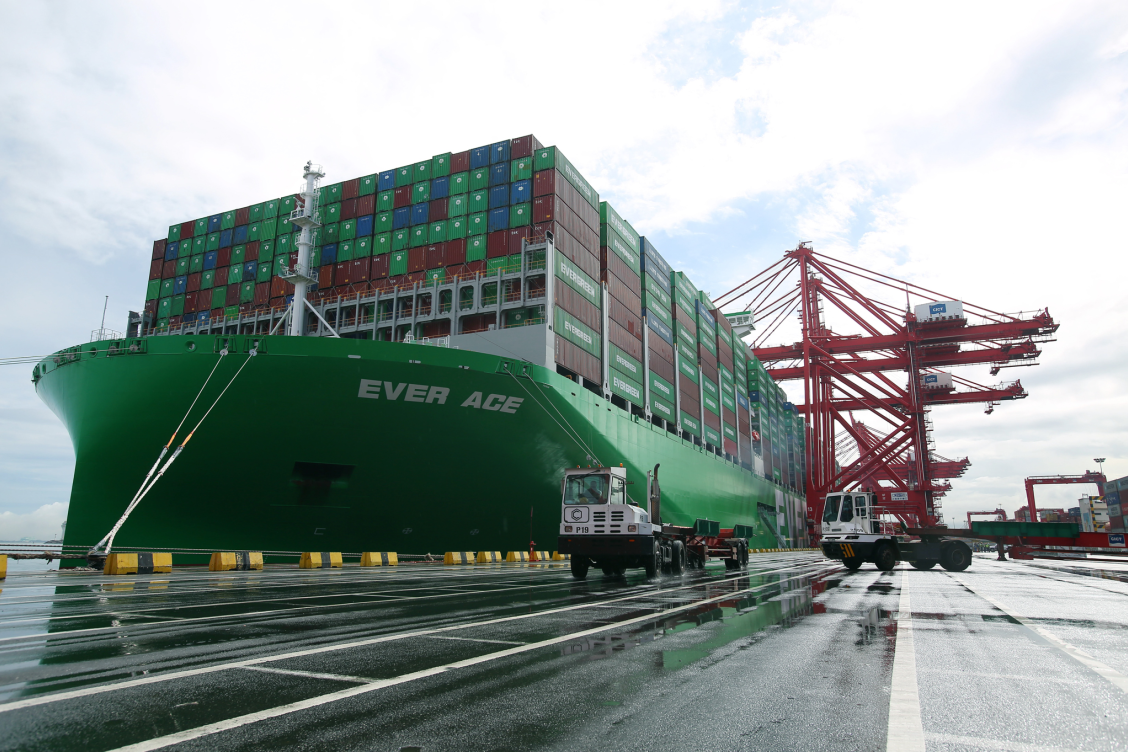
[143,132,805,494]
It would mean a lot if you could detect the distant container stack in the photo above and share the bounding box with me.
[143,133,803,492]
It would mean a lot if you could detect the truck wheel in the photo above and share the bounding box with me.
[670,540,686,575]
[940,542,972,572]
[571,557,589,580]
[843,557,863,570]
[874,544,897,572]
[740,540,749,567]
[911,561,936,570]
[645,549,660,579]
[724,558,739,570]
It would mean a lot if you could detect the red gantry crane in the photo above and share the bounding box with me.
[714,243,1058,540]
[1020,472,1106,522]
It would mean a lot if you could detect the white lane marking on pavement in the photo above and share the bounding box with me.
[238,666,374,684]
[103,580,804,752]
[886,567,925,752]
[0,561,833,714]
[425,635,526,646]
[926,732,1090,752]
[953,575,1128,694]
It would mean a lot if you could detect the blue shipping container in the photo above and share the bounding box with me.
[470,146,489,169]
[511,179,531,204]
[219,229,233,248]
[737,392,749,410]
[430,176,449,199]
[356,214,374,236]
[321,244,337,266]
[640,255,672,294]
[203,251,218,270]
[174,275,188,294]
[232,225,248,244]
[243,261,257,278]
[489,140,510,164]
[392,207,411,230]
[183,312,198,323]
[489,184,510,209]
[645,311,674,345]
[164,242,179,261]
[695,299,717,328]
[207,214,222,233]
[378,170,395,191]
[410,203,429,226]
[488,207,509,232]
[489,163,509,186]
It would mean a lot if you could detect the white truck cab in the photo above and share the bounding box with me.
[559,466,655,538]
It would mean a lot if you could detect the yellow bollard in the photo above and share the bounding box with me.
[361,552,398,566]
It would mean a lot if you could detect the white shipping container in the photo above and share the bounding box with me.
[920,372,954,389]
[914,300,964,322]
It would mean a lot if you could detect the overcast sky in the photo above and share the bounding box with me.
[1,0,1126,539]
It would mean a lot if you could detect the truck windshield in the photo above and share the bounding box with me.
[564,475,609,504]
[841,495,854,522]
[823,495,841,523]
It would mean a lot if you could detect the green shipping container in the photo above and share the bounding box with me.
[680,411,702,437]
[609,367,644,406]
[224,305,239,317]
[249,203,263,223]
[156,299,171,318]
[450,172,469,194]
[221,210,236,230]
[322,203,342,224]
[469,189,488,214]
[337,241,354,262]
[649,371,675,404]
[206,233,220,252]
[228,264,243,284]
[448,194,468,217]
[470,167,490,191]
[240,281,255,303]
[340,219,356,241]
[322,223,340,244]
[678,357,699,384]
[429,221,447,243]
[599,202,641,254]
[260,219,277,240]
[279,195,297,216]
[373,233,391,255]
[256,264,271,283]
[201,270,215,290]
[231,245,245,266]
[355,236,373,258]
[194,218,208,236]
[650,393,675,422]
[211,287,226,308]
[171,294,185,316]
[554,306,601,357]
[510,202,531,227]
[432,153,452,177]
[413,181,430,204]
[375,212,393,235]
[410,225,428,248]
[395,166,412,187]
[377,190,394,212]
[263,199,279,219]
[175,257,190,276]
[644,274,672,309]
[643,297,672,327]
[390,250,408,275]
[467,235,487,261]
[392,229,409,251]
[511,156,534,182]
[189,254,204,274]
[468,212,487,235]
[359,174,378,196]
[609,344,643,383]
[425,267,445,285]
[448,217,467,239]
[259,240,275,261]
[167,224,181,242]
[414,160,431,183]
[145,279,160,301]
[703,425,722,447]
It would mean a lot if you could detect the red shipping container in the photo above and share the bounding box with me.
[356,194,375,216]
[532,170,599,233]
[604,271,641,312]
[465,260,486,275]
[510,134,541,160]
[196,289,211,310]
[271,276,295,297]
[235,207,250,226]
[217,247,232,268]
[648,332,674,364]
[532,195,555,224]
[700,359,719,383]
[245,241,260,261]
[253,282,270,306]
[149,259,163,279]
[225,284,240,306]
[451,150,470,173]
[507,226,531,254]
[393,186,411,208]
[215,266,229,286]
[460,312,497,334]
[179,221,195,239]
[388,274,407,288]
[334,261,352,286]
[184,292,198,313]
[609,319,642,360]
[144,299,157,317]
[340,198,357,221]
[342,178,360,200]
[425,243,445,269]
[371,254,389,278]
[318,265,333,288]
[648,352,676,384]
[703,410,721,432]
[601,247,642,297]
[162,259,177,279]
[238,302,254,314]
[487,230,508,258]
[446,238,466,265]
[152,239,166,260]
[352,257,370,282]
[408,247,426,272]
[418,319,452,338]
[533,222,599,280]
[723,438,738,457]
[186,272,201,293]
[406,271,425,284]
[429,198,448,221]
[608,297,642,340]
[270,296,285,309]
[169,315,182,326]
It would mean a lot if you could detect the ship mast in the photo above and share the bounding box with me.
[284,162,324,336]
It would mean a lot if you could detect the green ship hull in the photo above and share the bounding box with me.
[35,334,801,563]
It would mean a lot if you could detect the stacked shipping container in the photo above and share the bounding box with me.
[145,133,806,491]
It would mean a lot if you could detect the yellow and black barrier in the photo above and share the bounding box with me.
[300,552,343,569]
[209,551,263,571]
[444,552,475,565]
[476,551,502,563]
[0,554,6,579]
[361,552,398,566]
[551,552,571,561]
[506,551,531,562]
[104,552,172,575]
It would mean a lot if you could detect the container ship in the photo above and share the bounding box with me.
[33,134,809,563]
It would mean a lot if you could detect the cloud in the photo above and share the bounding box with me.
[0,502,68,542]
